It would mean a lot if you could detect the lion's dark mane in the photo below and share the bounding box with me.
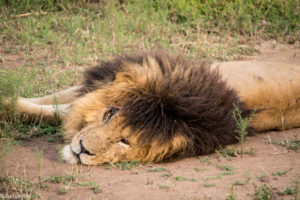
[81,51,249,156]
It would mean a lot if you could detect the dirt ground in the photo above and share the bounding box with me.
[3,128,300,200]
[2,44,300,200]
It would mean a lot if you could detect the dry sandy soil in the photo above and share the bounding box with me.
[2,44,300,200]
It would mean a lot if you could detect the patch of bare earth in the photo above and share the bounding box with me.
[2,44,300,200]
[2,129,299,200]
[0,53,25,70]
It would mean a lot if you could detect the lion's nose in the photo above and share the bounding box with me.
[79,140,95,155]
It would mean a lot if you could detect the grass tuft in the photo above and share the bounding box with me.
[253,184,273,200]
[45,174,76,184]
[271,170,288,177]
[272,139,300,151]
[233,105,255,158]
[114,160,140,170]
[147,167,168,172]
[203,182,216,187]
[174,176,188,182]
[0,175,41,199]
[58,187,68,195]
[157,184,171,189]
[226,185,236,200]
[216,165,234,172]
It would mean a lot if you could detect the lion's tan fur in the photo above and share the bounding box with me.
[215,61,300,131]
[14,55,300,165]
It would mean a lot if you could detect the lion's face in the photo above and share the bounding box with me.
[67,110,134,165]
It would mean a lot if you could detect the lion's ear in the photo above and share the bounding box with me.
[114,61,141,85]
[114,71,134,84]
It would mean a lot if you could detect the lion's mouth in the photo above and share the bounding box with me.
[62,139,97,165]
[79,140,96,156]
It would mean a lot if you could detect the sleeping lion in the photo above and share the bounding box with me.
[13,51,300,165]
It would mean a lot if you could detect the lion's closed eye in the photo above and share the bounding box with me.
[103,107,120,122]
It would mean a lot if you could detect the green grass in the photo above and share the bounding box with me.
[161,173,172,177]
[194,167,208,172]
[147,167,168,172]
[1,0,299,73]
[157,184,171,189]
[92,185,102,194]
[226,185,236,200]
[174,175,198,182]
[253,184,273,200]
[2,0,299,42]
[58,187,68,195]
[0,175,41,199]
[293,174,300,200]
[0,169,101,199]
[252,175,300,199]
[257,174,269,182]
[202,182,216,187]
[272,139,300,151]
[216,165,234,172]
[233,172,250,186]
[233,105,255,158]
[0,0,72,12]
[114,160,140,170]
[215,146,237,161]
[71,181,98,187]
[272,170,288,176]
[0,139,14,174]
[199,156,214,164]
[174,176,188,182]
[237,148,257,156]
[45,174,76,184]
[0,67,75,142]
[203,175,223,181]
[278,187,298,196]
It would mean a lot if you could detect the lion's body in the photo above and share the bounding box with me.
[14,51,300,165]
[215,61,300,131]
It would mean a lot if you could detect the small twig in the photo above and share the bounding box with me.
[144,164,153,168]
[15,11,48,18]
[16,13,32,18]
[267,134,277,151]
[281,116,289,143]
[260,166,269,176]
[269,151,288,155]
[107,161,116,168]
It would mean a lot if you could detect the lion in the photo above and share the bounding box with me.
[12,51,300,165]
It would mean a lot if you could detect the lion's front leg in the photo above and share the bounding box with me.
[8,86,81,123]
[16,98,71,122]
[24,86,82,105]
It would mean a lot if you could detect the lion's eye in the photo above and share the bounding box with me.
[103,107,120,122]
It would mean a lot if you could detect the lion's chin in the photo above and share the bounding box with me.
[62,144,79,164]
